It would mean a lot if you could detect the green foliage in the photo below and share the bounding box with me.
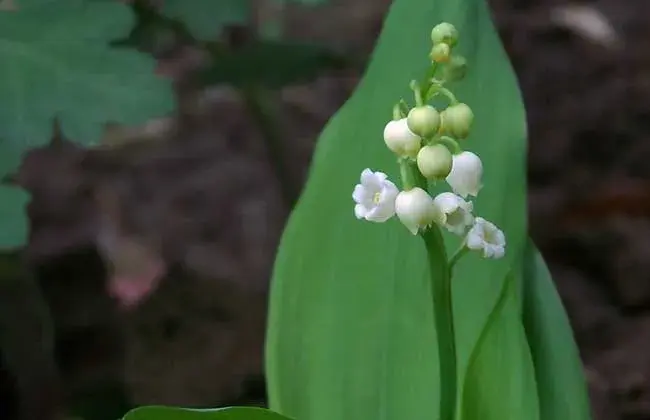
[200,40,348,89]
[160,0,250,40]
[522,240,592,420]
[0,0,174,146]
[461,272,540,419]
[0,0,174,250]
[123,406,294,420]
[264,0,556,419]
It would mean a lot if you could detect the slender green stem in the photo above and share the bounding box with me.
[399,158,422,190]
[393,103,404,120]
[448,245,469,271]
[440,87,460,104]
[437,136,463,154]
[421,228,457,420]
[421,62,439,98]
[399,99,410,116]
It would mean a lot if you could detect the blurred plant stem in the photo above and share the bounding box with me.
[241,86,299,207]
[131,0,299,208]
[0,252,64,420]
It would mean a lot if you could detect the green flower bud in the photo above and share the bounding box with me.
[407,105,441,138]
[431,22,459,47]
[443,55,467,82]
[430,43,450,63]
[443,103,474,139]
[417,144,453,180]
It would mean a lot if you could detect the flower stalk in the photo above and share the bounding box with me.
[400,159,457,420]
[422,227,456,420]
[351,21,508,420]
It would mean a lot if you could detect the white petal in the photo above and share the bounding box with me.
[395,188,436,235]
[354,204,367,219]
[363,170,387,191]
[446,152,483,198]
[352,184,370,204]
[490,246,505,259]
[494,229,506,247]
[360,168,374,184]
[433,192,461,213]
[466,221,485,250]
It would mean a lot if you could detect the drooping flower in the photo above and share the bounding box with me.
[445,151,483,198]
[383,118,422,158]
[353,168,399,222]
[466,217,506,259]
[395,187,442,235]
[433,192,474,235]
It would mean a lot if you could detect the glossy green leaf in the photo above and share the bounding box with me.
[265,0,527,419]
[199,40,349,89]
[123,406,294,420]
[0,0,174,146]
[522,240,593,420]
[461,272,540,419]
[160,0,250,40]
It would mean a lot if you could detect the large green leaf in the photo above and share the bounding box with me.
[461,271,540,419]
[123,406,294,420]
[0,0,174,147]
[522,240,592,420]
[160,0,250,40]
[265,0,527,419]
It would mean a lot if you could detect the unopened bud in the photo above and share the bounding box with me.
[431,22,459,47]
[417,144,452,180]
[383,118,421,158]
[430,43,451,63]
[443,55,467,82]
[407,105,441,138]
[443,103,474,139]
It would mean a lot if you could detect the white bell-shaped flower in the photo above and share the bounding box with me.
[383,118,421,158]
[445,151,483,198]
[466,217,506,259]
[352,168,399,222]
[395,187,441,235]
[433,192,474,235]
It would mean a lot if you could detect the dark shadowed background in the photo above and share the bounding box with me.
[1,1,649,419]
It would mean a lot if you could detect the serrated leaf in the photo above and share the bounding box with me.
[200,40,348,88]
[265,0,528,419]
[160,0,250,40]
[461,272,540,420]
[522,240,593,420]
[0,0,174,147]
[0,186,30,249]
[123,406,294,420]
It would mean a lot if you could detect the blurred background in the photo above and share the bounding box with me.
[1,0,649,419]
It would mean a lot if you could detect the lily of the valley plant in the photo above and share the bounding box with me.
[352,22,506,420]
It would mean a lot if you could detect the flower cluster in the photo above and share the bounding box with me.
[352,23,505,260]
